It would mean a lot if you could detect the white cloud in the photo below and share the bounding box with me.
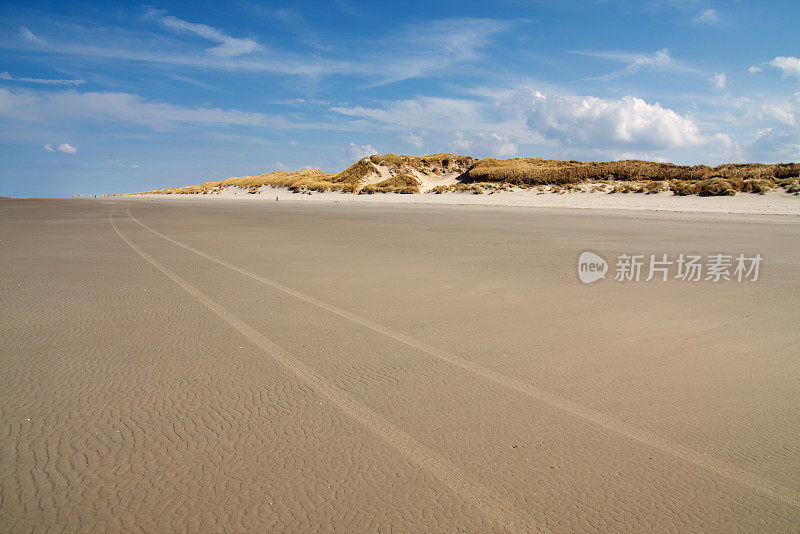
[749,57,800,81]
[400,132,424,149]
[744,100,800,160]
[768,57,800,81]
[449,131,472,152]
[44,143,77,154]
[348,143,379,159]
[57,143,78,154]
[521,92,706,150]
[692,9,719,25]
[328,87,745,161]
[0,88,268,129]
[618,152,671,163]
[748,129,800,161]
[448,131,517,157]
[760,92,800,126]
[705,91,800,161]
[0,72,84,86]
[156,13,261,57]
[711,73,727,89]
[489,133,518,157]
[19,26,45,45]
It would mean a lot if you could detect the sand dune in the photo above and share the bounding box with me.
[1,197,799,531]
[135,153,800,197]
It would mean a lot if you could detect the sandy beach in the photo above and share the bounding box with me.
[1,197,799,531]
[130,186,800,216]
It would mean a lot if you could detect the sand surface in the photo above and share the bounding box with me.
[1,197,799,532]
[129,187,800,216]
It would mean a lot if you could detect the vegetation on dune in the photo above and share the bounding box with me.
[137,154,800,197]
[338,153,474,192]
[216,169,345,192]
[332,158,378,191]
[784,179,800,194]
[138,154,475,195]
[359,174,421,194]
[429,182,513,194]
[462,158,800,192]
[368,153,475,173]
[137,168,348,195]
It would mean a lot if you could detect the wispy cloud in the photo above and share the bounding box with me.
[711,72,726,89]
[0,72,84,86]
[210,133,274,146]
[4,15,514,86]
[331,95,532,157]
[168,74,220,91]
[44,143,77,154]
[0,88,268,129]
[692,9,719,25]
[29,40,353,77]
[365,18,516,85]
[334,0,360,16]
[400,132,424,149]
[347,142,380,159]
[574,48,693,80]
[19,26,45,45]
[332,96,488,130]
[0,87,370,133]
[448,131,518,157]
[152,12,261,58]
[241,5,332,52]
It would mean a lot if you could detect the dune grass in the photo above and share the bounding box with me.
[429,182,514,194]
[463,158,799,188]
[137,168,351,195]
[137,155,800,196]
[359,174,421,194]
[138,154,475,195]
[368,153,475,173]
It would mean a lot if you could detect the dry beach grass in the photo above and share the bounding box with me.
[137,154,800,197]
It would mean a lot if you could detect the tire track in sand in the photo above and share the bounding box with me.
[124,204,800,511]
[109,208,542,534]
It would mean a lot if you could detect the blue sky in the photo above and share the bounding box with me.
[1,0,798,196]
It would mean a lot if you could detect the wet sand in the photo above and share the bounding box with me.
[1,197,799,532]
